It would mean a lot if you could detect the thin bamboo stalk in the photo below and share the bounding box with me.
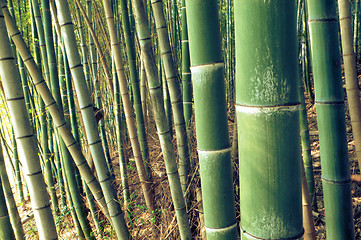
[54,0,129,237]
[101,0,155,214]
[338,0,361,172]
[0,138,25,240]
[0,5,58,238]
[131,0,192,238]
[151,0,191,194]
[0,174,15,240]
[1,6,111,221]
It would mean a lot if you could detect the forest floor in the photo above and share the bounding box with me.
[14,78,361,240]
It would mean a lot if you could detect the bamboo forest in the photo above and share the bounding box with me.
[2,0,361,239]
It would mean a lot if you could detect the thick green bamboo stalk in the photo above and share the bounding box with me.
[0,5,58,239]
[186,0,238,239]
[338,0,361,171]
[151,0,190,194]
[54,0,129,238]
[101,0,155,214]
[131,0,192,238]
[235,1,303,239]
[0,173,15,240]
[306,1,355,239]
[0,139,25,240]
[1,6,110,220]
[180,0,192,128]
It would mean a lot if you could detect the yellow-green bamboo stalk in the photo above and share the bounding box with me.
[338,0,361,170]
[1,5,110,221]
[0,4,58,238]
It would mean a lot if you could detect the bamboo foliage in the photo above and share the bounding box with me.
[0,4,58,239]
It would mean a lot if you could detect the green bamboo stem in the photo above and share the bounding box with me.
[354,0,360,58]
[85,0,113,177]
[1,6,111,221]
[299,57,316,210]
[151,0,191,196]
[0,139,25,240]
[63,167,85,240]
[54,0,129,238]
[298,2,316,209]
[301,163,317,240]
[57,45,94,239]
[101,0,155,214]
[186,0,238,239]
[60,43,101,235]
[0,5,58,239]
[140,58,148,125]
[76,6,91,91]
[11,127,23,204]
[180,0,192,129]
[235,1,303,239]
[338,0,361,171]
[113,59,131,209]
[30,1,59,215]
[306,0,355,238]
[131,0,192,238]
[0,174,15,240]
[162,65,173,139]
[118,0,151,180]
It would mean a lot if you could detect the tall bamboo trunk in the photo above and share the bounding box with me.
[235,1,303,239]
[186,0,238,239]
[306,0,355,239]
[180,0,192,129]
[338,0,361,171]
[151,0,190,194]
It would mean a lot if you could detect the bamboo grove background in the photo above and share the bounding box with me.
[0,0,361,239]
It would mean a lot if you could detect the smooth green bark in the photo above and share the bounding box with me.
[235,1,303,239]
[306,1,355,239]
[186,0,238,239]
